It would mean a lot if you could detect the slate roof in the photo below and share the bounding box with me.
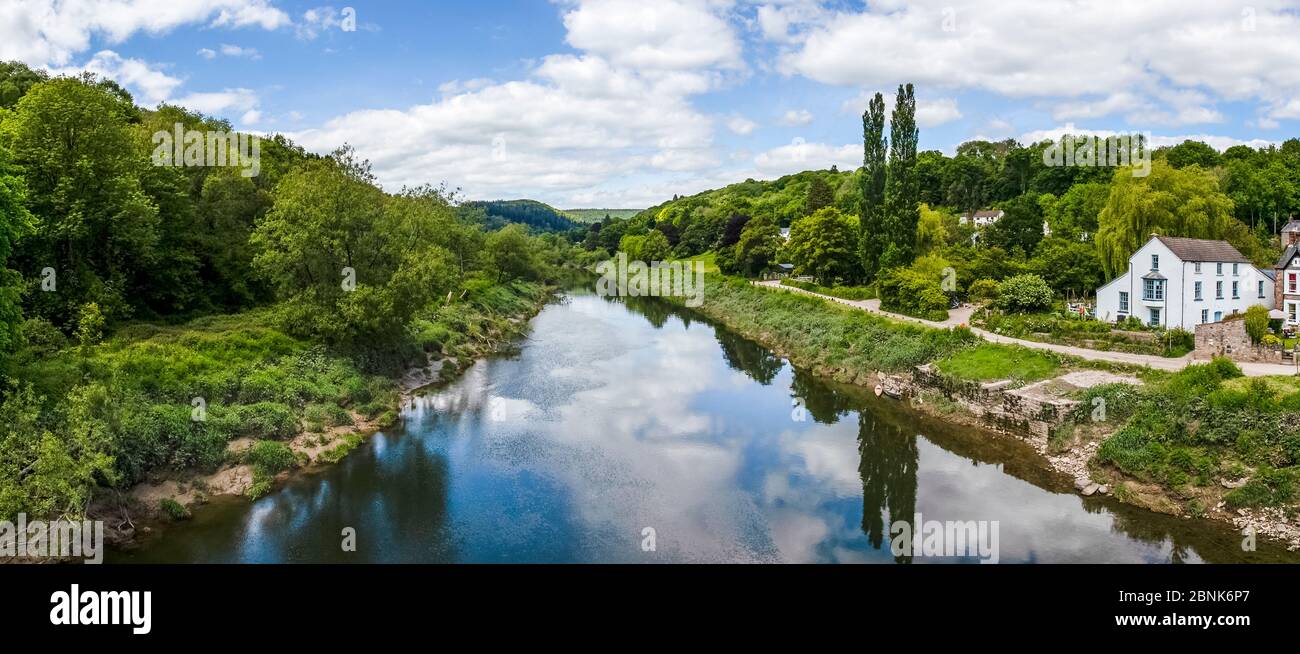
[1281,219,1300,233]
[1277,245,1298,270]
[1153,236,1250,263]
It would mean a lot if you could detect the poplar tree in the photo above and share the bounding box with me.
[859,93,887,279]
[882,83,919,270]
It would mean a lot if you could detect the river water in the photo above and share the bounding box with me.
[110,290,1298,563]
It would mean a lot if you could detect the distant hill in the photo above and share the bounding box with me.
[464,199,581,233]
[564,208,643,223]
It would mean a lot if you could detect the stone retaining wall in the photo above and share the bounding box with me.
[1193,319,1282,363]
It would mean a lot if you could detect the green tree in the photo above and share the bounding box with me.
[485,224,542,281]
[1029,237,1104,297]
[859,93,888,279]
[0,141,31,351]
[1163,140,1220,169]
[786,207,861,284]
[805,175,834,216]
[985,193,1044,255]
[733,217,783,277]
[882,83,920,270]
[1244,305,1269,344]
[1040,181,1108,241]
[1095,161,1248,278]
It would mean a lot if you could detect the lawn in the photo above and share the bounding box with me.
[934,343,1061,383]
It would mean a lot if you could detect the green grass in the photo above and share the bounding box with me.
[780,278,876,301]
[681,251,719,274]
[934,343,1060,383]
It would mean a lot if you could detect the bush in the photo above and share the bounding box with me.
[877,267,949,321]
[967,278,999,301]
[160,498,190,521]
[246,440,298,473]
[996,274,1054,313]
[1245,304,1269,344]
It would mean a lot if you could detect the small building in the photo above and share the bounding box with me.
[1095,235,1273,330]
[779,227,791,241]
[960,210,1003,227]
[1273,220,1300,324]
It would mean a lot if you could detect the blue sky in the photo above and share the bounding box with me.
[4,1,1300,208]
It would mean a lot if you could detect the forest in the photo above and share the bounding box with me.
[0,62,579,522]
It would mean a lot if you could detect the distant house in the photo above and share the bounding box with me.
[1095,235,1273,330]
[960,210,1003,228]
[779,227,791,241]
[1273,219,1300,324]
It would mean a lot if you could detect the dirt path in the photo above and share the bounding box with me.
[754,280,1298,377]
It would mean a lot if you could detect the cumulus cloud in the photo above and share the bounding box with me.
[0,0,288,66]
[561,0,744,73]
[776,0,1300,127]
[726,115,757,135]
[841,91,962,128]
[1019,123,1278,151]
[778,109,813,126]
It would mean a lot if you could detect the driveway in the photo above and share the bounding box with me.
[753,280,1297,377]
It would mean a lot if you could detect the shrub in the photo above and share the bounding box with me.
[996,274,1054,313]
[246,440,297,473]
[75,302,106,347]
[967,278,999,301]
[877,267,949,321]
[1263,333,1281,347]
[1245,305,1270,344]
[160,498,190,521]
[1225,466,1297,508]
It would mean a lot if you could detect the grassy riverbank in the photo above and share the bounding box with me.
[0,279,551,527]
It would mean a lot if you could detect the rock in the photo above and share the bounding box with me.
[1074,478,1090,492]
[1221,478,1248,489]
[1098,485,1110,495]
[1082,483,1100,496]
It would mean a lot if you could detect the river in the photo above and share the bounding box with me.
[109,290,1299,563]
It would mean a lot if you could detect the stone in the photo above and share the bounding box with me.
[1074,478,1090,492]
[1082,483,1100,496]
[1098,485,1110,495]
[1221,478,1248,489]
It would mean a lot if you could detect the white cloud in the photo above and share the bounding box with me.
[561,0,744,73]
[1019,123,1278,151]
[218,43,261,59]
[779,109,813,126]
[752,140,857,177]
[778,1,1300,127]
[841,91,962,128]
[295,6,360,40]
[197,47,217,60]
[47,50,183,105]
[0,0,289,66]
[726,115,757,135]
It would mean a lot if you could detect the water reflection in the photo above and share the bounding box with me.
[112,291,1300,563]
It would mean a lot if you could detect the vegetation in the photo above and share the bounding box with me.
[780,278,875,301]
[1089,358,1300,508]
[464,199,581,233]
[0,63,578,523]
[934,343,1060,383]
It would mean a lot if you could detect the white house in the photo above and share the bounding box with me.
[960,210,1003,227]
[1095,236,1273,330]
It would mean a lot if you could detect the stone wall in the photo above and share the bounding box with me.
[878,364,1077,446]
[1193,318,1281,363]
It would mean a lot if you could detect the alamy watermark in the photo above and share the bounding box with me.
[0,513,104,563]
[890,513,1000,563]
[595,252,706,307]
[151,122,261,177]
[1042,133,1151,178]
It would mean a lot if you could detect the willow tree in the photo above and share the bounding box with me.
[1095,161,1246,278]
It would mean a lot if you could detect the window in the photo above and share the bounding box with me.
[1143,279,1164,301]
[1194,281,1202,300]
[1233,263,1239,276]
[1259,280,1266,299]
[1232,281,1239,299]
[1151,254,1159,270]
[1289,272,1298,294]
[1149,308,1161,327]
[1194,262,1201,273]
[1216,281,1223,299]
[1217,263,1223,275]
[1201,309,1208,324]
[1118,292,1129,313]
[1290,302,1298,324]
[1215,311,1223,322]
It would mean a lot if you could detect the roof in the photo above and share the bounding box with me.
[1152,236,1250,263]
[1141,271,1166,280]
[963,210,1003,218]
[1274,245,1294,271]
[1281,219,1300,233]
[1263,269,1277,280]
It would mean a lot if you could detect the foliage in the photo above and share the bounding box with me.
[784,207,861,284]
[996,274,1055,313]
[1245,304,1270,344]
[464,199,581,233]
[967,278,1000,301]
[877,266,949,321]
[780,278,876,301]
